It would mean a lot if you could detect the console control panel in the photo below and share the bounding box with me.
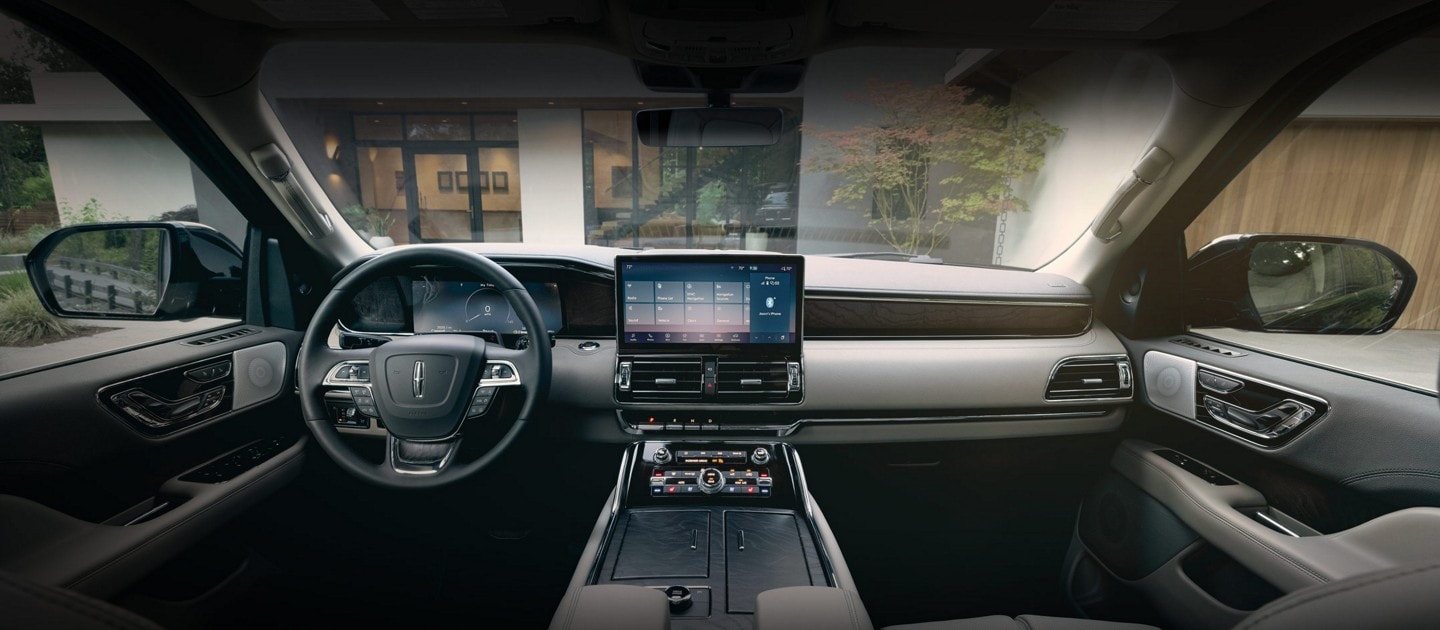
[628,441,794,505]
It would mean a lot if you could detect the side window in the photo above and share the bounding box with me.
[1185,34,1440,391]
[0,17,249,375]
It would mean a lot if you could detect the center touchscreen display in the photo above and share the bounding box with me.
[616,255,802,347]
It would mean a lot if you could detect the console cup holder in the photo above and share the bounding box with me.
[665,585,693,612]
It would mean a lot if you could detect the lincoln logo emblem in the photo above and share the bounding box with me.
[412,361,426,398]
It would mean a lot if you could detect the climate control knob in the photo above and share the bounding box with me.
[751,447,772,465]
[698,468,725,494]
[654,446,672,464]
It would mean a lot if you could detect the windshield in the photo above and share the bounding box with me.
[261,44,1170,269]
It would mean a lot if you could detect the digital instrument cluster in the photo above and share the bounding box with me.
[412,279,563,335]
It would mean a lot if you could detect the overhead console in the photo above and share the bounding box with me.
[614,254,804,405]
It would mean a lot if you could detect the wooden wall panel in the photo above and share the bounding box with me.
[1186,120,1440,330]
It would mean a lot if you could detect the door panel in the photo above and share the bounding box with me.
[1066,331,1440,627]
[1126,334,1440,506]
[0,325,305,596]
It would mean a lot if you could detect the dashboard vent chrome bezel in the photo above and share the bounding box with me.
[1045,355,1134,402]
[621,357,706,402]
[716,359,791,402]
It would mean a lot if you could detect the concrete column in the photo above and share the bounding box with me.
[517,108,585,244]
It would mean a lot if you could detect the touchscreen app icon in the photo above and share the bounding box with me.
[765,296,775,308]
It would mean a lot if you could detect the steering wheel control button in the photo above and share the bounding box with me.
[751,447,771,465]
[327,362,371,384]
[487,363,514,380]
[467,386,498,417]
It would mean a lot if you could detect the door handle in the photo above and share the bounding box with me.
[1202,395,1315,439]
[113,387,226,428]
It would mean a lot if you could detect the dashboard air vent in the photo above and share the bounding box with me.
[717,360,790,401]
[186,328,259,346]
[1046,357,1133,401]
[625,357,705,401]
[1170,337,1247,357]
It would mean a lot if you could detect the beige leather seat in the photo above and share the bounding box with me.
[883,561,1440,630]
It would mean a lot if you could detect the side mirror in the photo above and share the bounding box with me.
[24,222,243,320]
[1187,234,1415,334]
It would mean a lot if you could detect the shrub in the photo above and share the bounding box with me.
[0,272,31,297]
[0,224,54,255]
[0,288,75,345]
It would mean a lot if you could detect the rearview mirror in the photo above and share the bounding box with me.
[25,222,243,320]
[1187,234,1415,334]
[635,107,784,147]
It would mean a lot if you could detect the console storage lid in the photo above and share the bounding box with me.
[549,584,670,630]
[755,586,874,630]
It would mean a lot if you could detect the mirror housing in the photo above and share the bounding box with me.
[635,107,784,147]
[24,222,243,320]
[1187,234,1415,334]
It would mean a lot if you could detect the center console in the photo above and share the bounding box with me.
[568,440,847,629]
[548,255,864,629]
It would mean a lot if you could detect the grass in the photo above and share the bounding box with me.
[0,225,53,256]
[0,271,80,346]
[0,272,30,296]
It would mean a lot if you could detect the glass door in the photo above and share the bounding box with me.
[473,147,522,242]
[408,151,478,241]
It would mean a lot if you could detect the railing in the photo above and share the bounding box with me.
[46,259,158,314]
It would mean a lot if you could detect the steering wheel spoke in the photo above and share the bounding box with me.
[386,433,462,476]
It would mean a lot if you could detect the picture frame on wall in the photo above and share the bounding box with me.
[437,171,454,192]
[477,171,490,193]
[493,171,509,194]
[611,166,632,197]
[456,171,469,191]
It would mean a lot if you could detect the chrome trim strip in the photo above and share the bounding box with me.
[583,445,634,586]
[789,447,840,588]
[388,435,458,475]
[1191,362,1329,448]
[1201,395,1316,441]
[613,409,1113,436]
[1253,511,1301,538]
[324,359,521,388]
[1197,362,1330,412]
[481,360,522,387]
[322,359,371,386]
[1044,354,1135,403]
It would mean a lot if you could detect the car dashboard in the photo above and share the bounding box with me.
[325,245,1133,444]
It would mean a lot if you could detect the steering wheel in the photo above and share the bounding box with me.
[297,246,551,488]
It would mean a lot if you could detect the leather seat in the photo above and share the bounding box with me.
[885,615,1157,630]
[883,561,1440,630]
[0,570,163,630]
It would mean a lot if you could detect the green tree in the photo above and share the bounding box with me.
[17,26,93,72]
[805,80,1062,256]
[0,48,53,234]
